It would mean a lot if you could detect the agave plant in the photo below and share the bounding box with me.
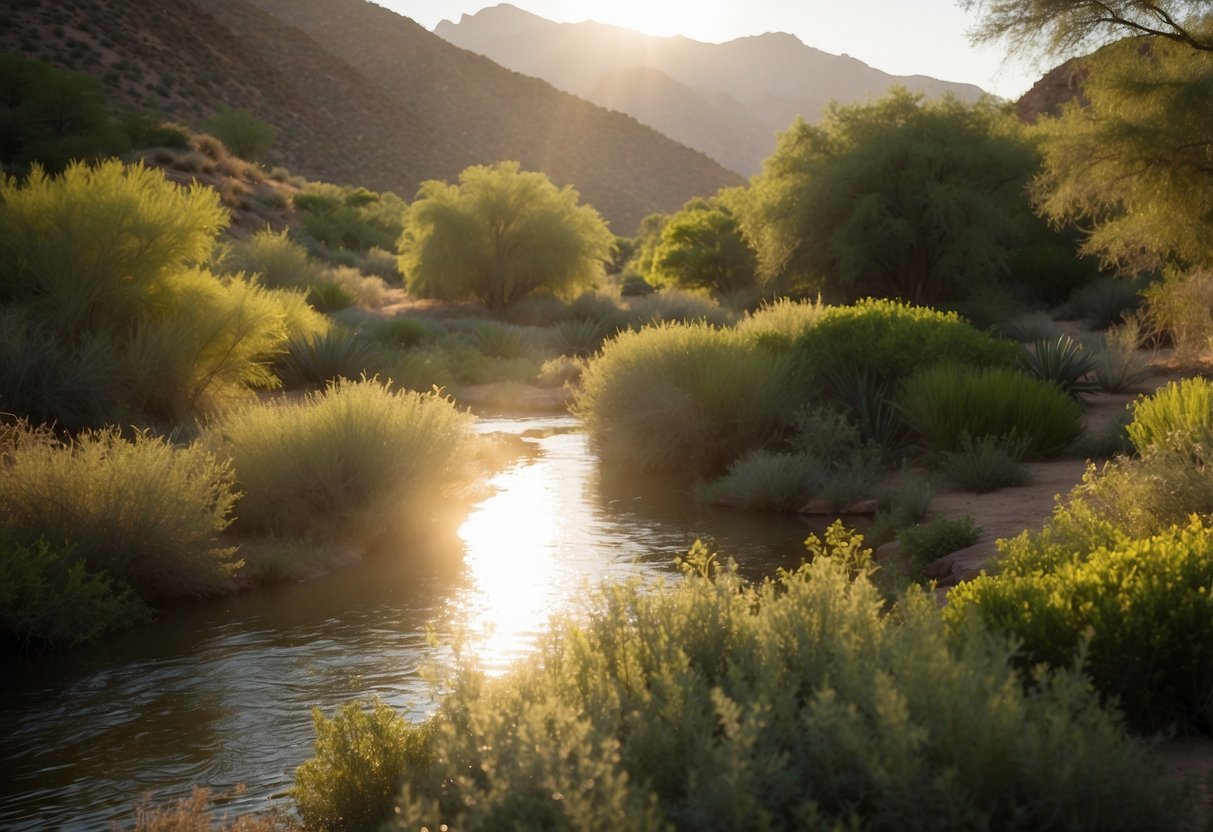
[278,328,378,390]
[1018,334,1097,398]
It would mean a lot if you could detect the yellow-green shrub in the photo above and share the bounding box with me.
[574,323,796,474]
[947,518,1213,733]
[297,531,1181,831]
[207,380,480,545]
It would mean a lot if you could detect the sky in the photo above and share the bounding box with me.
[377,0,1052,100]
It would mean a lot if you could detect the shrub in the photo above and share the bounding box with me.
[624,288,735,327]
[322,267,388,309]
[937,433,1031,493]
[327,533,1183,830]
[127,786,290,831]
[278,329,378,390]
[819,363,915,461]
[1089,318,1153,393]
[897,515,981,574]
[0,427,239,599]
[696,451,825,512]
[295,183,404,253]
[1062,275,1146,329]
[734,296,826,346]
[294,700,431,832]
[222,228,324,291]
[1142,269,1213,364]
[897,364,1083,458]
[783,405,861,465]
[795,299,1019,389]
[466,321,542,359]
[1126,376,1213,459]
[371,317,434,350]
[1018,334,1096,398]
[203,108,276,160]
[0,528,147,651]
[306,280,357,313]
[547,318,609,358]
[206,380,480,544]
[946,518,1213,733]
[574,323,796,474]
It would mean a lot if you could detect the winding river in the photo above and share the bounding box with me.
[0,416,820,830]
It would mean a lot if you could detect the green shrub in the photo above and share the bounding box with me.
[734,296,826,346]
[897,515,981,574]
[332,532,1182,830]
[294,700,431,832]
[203,108,276,160]
[1062,275,1146,329]
[696,451,825,512]
[547,317,609,358]
[795,299,1019,388]
[207,379,480,544]
[306,280,357,313]
[466,320,542,359]
[937,433,1031,493]
[1088,319,1152,394]
[897,364,1083,458]
[819,363,914,462]
[946,518,1213,733]
[323,266,388,309]
[624,288,735,327]
[222,228,324,291]
[0,528,147,651]
[372,317,435,350]
[574,323,796,474]
[294,183,404,253]
[867,473,935,546]
[1142,269,1213,364]
[1126,376,1213,458]
[0,427,239,599]
[784,405,861,465]
[1018,334,1096,398]
[279,329,378,390]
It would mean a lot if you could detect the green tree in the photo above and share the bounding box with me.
[743,88,1038,304]
[398,161,613,310]
[650,194,757,295]
[962,0,1213,58]
[0,53,128,173]
[203,108,276,160]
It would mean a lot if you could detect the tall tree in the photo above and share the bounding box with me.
[398,161,613,310]
[743,88,1038,304]
[649,194,757,295]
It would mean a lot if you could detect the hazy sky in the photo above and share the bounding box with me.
[377,0,1051,100]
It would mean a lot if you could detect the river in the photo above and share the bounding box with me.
[0,416,820,830]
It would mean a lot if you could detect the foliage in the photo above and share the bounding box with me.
[398,161,613,310]
[1060,275,1145,329]
[743,89,1038,304]
[897,515,981,570]
[206,379,480,545]
[306,280,357,313]
[0,426,239,599]
[1142,268,1213,363]
[1005,235,1102,306]
[947,517,1213,733]
[295,700,430,832]
[963,0,1213,60]
[1018,334,1096,397]
[1088,318,1153,393]
[295,182,405,253]
[0,527,147,651]
[371,317,435,350]
[278,329,379,390]
[795,299,1020,388]
[937,433,1032,493]
[1030,34,1213,273]
[329,533,1183,831]
[818,364,914,462]
[696,451,826,512]
[649,197,757,295]
[574,323,796,475]
[203,108,276,161]
[897,364,1083,458]
[0,52,128,173]
[547,317,610,358]
[1126,376,1213,458]
[624,288,735,328]
[734,297,826,346]
[127,786,292,831]
[223,228,324,291]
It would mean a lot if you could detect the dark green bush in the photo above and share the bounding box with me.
[947,517,1213,733]
[696,450,826,512]
[306,280,357,313]
[0,527,147,651]
[1018,334,1097,398]
[1062,275,1147,329]
[896,515,981,574]
[937,433,1031,493]
[278,329,378,390]
[203,108,276,160]
[897,364,1083,458]
[301,531,1183,830]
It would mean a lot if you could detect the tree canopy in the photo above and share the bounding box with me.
[398,161,613,310]
[962,0,1213,59]
[649,194,757,295]
[1031,35,1213,272]
[742,88,1038,304]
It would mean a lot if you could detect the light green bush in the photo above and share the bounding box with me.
[207,379,480,545]
[0,427,239,599]
[294,700,432,832]
[624,288,736,328]
[734,296,826,345]
[898,364,1083,458]
[1126,376,1213,459]
[947,517,1213,733]
[223,228,324,291]
[203,108,276,161]
[1142,269,1213,364]
[300,530,1181,831]
[575,323,796,474]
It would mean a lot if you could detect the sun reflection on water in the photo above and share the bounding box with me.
[455,440,563,673]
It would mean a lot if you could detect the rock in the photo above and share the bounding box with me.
[799,497,833,516]
[924,542,997,587]
[847,498,880,515]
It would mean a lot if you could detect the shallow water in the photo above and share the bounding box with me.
[0,416,819,830]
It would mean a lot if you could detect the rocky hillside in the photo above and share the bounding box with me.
[436,4,989,175]
[0,0,742,232]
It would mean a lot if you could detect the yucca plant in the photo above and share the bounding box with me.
[1018,335,1097,398]
[278,329,378,390]
[306,280,358,313]
[937,433,1031,493]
